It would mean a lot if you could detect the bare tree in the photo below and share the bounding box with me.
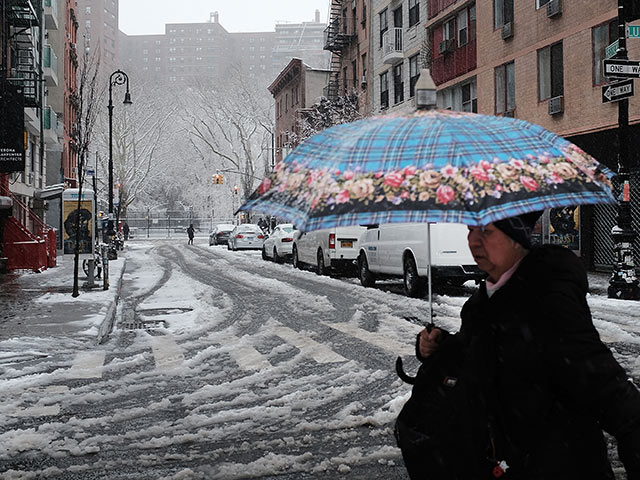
[94,78,178,219]
[71,50,103,297]
[182,70,273,200]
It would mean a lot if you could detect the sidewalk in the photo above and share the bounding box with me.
[0,251,126,345]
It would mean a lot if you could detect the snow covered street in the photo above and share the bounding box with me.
[1,239,639,479]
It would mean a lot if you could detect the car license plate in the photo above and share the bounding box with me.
[246,236,254,241]
[341,241,353,248]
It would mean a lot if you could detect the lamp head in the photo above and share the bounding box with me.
[415,69,437,110]
[123,91,133,105]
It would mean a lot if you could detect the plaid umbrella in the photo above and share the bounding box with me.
[239,109,616,231]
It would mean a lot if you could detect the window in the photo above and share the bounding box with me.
[457,9,469,46]
[593,21,617,86]
[409,54,419,97]
[443,19,455,41]
[495,62,515,114]
[352,60,358,90]
[380,71,389,109]
[538,42,563,101]
[393,6,403,28]
[362,0,367,29]
[379,9,388,48]
[409,0,420,27]
[462,83,477,112]
[494,0,514,29]
[362,53,367,80]
[536,0,551,7]
[343,67,348,94]
[394,63,404,104]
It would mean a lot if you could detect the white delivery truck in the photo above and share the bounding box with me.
[357,222,484,297]
[292,226,367,276]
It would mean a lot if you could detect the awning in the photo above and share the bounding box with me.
[37,183,65,200]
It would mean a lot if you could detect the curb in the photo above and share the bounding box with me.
[96,257,127,345]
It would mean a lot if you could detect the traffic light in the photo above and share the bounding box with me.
[212,174,224,184]
[234,185,239,195]
[218,174,224,184]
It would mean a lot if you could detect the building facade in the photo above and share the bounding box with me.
[324,0,372,115]
[370,0,429,114]
[76,0,119,73]
[267,58,331,163]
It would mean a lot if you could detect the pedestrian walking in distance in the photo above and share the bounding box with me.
[396,211,640,480]
[122,222,130,241]
[186,224,195,245]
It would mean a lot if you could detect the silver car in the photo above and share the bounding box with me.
[228,224,266,251]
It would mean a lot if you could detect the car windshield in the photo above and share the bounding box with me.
[281,227,294,233]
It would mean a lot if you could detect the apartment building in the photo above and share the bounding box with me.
[119,12,276,87]
[267,58,331,163]
[324,0,372,115]
[371,0,429,114]
[76,0,119,72]
[272,10,331,73]
[426,0,640,268]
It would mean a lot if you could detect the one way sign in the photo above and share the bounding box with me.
[602,79,634,103]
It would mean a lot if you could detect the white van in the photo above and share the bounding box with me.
[292,226,366,275]
[357,223,483,297]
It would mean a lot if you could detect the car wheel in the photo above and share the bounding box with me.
[227,242,231,251]
[274,247,284,264]
[262,246,269,261]
[293,246,303,270]
[404,255,427,298]
[316,249,327,276]
[359,253,376,287]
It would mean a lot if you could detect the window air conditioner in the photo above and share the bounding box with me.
[438,38,454,55]
[361,75,367,87]
[501,22,513,40]
[502,109,515,118]
[546,0,562,18]
[548,95,564,115]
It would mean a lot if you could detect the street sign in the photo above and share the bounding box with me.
[606,40,619,60]
[85,169,95,176]
[602,79,635,103]
[603,59,640,78]
[629,25,640,38]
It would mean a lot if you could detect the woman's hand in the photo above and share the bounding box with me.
[418,327,443,359]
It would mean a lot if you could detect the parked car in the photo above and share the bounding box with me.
[262,223,298,263]
[227,224,266,251]
[209,223,235,246]
[357,223,484,297]
[292,226,366,275]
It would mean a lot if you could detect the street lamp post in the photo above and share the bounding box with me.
[107,69,132,242]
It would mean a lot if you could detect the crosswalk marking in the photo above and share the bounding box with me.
[213,333,271,371]
[274,325,346,364]
[325,322,415,356]
[69,351,106,379]
[150,335,185,371]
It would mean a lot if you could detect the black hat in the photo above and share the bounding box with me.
[494,211,542,249]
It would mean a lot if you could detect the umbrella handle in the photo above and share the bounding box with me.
[395,356,417,384]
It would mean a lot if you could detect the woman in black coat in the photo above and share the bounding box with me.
[413,212,640,479]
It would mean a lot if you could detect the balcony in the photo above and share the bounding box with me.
[382,28,403,65]
[43,45,58,86]
[44,0,58,30]
[44,106,60,146]
[431,38,477,85]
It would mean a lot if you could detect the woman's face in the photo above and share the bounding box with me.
[467,224,524,283]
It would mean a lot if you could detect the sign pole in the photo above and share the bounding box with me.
[608,0,640,299]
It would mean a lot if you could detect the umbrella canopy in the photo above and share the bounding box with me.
[240,110,616,231]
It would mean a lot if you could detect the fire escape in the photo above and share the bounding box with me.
[0,0,56,271]
[323,0,355,100]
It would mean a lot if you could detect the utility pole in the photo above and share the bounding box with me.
[608,0,640,299]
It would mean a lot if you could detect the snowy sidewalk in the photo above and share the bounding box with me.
[0,251,126,345]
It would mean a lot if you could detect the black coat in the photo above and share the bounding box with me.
[449,245,640,479]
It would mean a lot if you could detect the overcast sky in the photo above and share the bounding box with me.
[119,0,331,35]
